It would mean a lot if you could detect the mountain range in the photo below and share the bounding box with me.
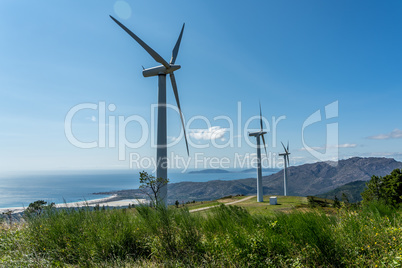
[96,157,402,203]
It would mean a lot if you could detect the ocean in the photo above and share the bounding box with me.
[0,169,276,209]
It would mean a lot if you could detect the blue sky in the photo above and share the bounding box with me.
[0,0,401,173]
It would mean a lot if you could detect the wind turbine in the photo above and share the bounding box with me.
[249,103,267,202]
[279,142,290,196]
[110,16,189,206]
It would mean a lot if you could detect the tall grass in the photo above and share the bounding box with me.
[1,202,401,267]
[26,207,149,265]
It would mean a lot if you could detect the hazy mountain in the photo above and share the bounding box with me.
[240,168,281,173]
[187,168,280,174]
[188,169,230,174]
[96,157,402,203]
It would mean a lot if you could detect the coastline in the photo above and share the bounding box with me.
[0,194,146,214]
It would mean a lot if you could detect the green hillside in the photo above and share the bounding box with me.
[316,180,367,203]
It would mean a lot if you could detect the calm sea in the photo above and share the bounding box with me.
[0,169,276,208]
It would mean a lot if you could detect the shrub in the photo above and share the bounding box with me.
[362,169,402,207]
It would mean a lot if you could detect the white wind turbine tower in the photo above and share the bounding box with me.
[249,103,267,202]
[279,142,290,196]
[110,16,189,206]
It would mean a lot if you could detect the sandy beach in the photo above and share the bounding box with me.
[0,195,146,214]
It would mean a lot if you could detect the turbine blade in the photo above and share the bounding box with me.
[281,141,286,152]
[170,23,185,65]
[110,15,170,68]
[287,141,289,152]
[259,102,263,131]
[170,73,189,156]
[287,154,290,165]
[261,134,268,157]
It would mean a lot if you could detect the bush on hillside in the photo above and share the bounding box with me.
[361,168,402,207]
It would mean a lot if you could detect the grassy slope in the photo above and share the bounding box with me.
[171,195,308,215]
[169,195,248,211]
[235,195,308,215]
[2,196,402,267]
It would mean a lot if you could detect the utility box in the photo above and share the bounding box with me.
[270,196,277,205]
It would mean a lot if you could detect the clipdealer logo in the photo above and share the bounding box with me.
[64,101,339,171]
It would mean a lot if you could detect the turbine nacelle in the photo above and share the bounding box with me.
[143,64,181,77]
[280,141,291,165]
[248,131,267,137]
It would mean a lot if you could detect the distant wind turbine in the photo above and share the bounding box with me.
[110,16,189,206]
[279,142,290,196]
[249,103,267,202]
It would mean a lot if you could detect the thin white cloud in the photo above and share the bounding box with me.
[367,129,402,140]
[0,132,25,137]
[359,152,402,158]
[337,143,357,148]
[168,136,177,142]
[189,126,227,140]
[298,143,357,151]
[86,116,97,122]
[298,146,324,151]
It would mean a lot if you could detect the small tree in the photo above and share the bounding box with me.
[307,196,317,208]
[333,195,341,208]
[2,210,13,225]
[25,200,55,216]
[341,193,349,204]
[175,200,180,208]
[139,171,169,207]
[361,174,383,202]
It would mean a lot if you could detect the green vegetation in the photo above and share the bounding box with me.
[362,168,402,207]
[316,180,367,203]
[1,197,402,267]
[307,196,335,208]
[236,196,308,215]
[138,171,169,207]
[25,200,55,216]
